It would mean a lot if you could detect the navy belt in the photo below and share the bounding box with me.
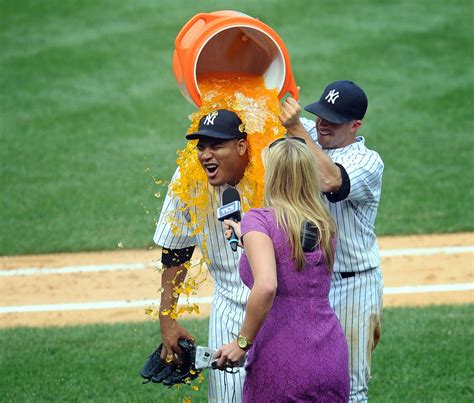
[340,272,356,279]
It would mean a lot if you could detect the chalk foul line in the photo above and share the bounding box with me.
[1,284,473,314]
[0,263,160,277]
[1,245,473,277]
[1,245,472,314]
[0,297,213,314]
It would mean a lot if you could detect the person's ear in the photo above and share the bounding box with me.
[237,139,248,156]
[351,120,362,132]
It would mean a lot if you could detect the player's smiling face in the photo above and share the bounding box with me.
[196,137,249,186]
[316,117,362,149]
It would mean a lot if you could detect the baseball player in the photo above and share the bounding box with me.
[153,109,250,402]
[280,80,384,402]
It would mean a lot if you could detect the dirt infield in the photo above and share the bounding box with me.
[0,232,472,328]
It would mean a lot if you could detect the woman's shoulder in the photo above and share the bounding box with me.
[244,208,275,222]
[241,208,276,233]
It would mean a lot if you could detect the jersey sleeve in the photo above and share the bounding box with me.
[161,246,195,267]
[324,163,351,202]
[241,208,273,241]
[300,117,318,143]
[153,168,197,249]
[335,150,384,202]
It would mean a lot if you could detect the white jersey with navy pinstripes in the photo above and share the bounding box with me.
[153,168,249,403]
[302,117,384,402]
[301,117,384,273]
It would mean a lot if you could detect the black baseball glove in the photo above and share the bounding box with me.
[140,338,201,386]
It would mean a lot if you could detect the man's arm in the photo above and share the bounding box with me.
[158,246,195,362]
[159,265,191,360]
[153,168,198,361]
[280,97,342,193]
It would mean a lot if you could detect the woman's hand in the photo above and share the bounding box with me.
[223,219,243,248]
[213,341,246,370]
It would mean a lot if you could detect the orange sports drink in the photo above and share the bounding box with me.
[155,11,299,325]
[173,10,299,106]
[171,10,299,210]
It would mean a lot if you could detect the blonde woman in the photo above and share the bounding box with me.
[215,137,349,402]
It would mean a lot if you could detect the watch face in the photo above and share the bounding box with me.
[238,338,247,348]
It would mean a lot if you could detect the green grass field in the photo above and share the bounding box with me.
[1,2,472,402]
[1,305,472,402]
[1,0,473,255]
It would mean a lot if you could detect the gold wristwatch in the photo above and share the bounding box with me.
[237,334,253,351]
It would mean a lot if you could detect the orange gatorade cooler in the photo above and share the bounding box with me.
[173,10,299,106]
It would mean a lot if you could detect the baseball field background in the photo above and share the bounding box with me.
[1,0,473,402]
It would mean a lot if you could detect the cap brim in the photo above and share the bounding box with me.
[186,129,242,140]
[304,102,351,124]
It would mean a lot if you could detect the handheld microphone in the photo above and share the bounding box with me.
[216,188,241,252]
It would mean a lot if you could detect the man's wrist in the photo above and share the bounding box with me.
[159,309,176,320]
[285,121,305,135]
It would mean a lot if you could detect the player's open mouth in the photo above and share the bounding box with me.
[318,130,332,136]
[204,163,219,177]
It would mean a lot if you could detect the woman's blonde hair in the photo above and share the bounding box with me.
[262,138,336,271]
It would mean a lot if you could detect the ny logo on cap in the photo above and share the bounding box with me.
[325,89,340,104]
[203,111,218,125]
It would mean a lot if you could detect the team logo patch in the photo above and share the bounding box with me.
[203,111,218,125]
[325,89,340,104]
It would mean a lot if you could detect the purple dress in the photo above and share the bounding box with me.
[240,208,349,403]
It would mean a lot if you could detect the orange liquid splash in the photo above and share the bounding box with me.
[152,73,286,327]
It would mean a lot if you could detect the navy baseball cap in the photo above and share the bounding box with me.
[304,80,368,124]
[186,109,247,140]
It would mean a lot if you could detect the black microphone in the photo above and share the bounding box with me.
[216,188,241,252]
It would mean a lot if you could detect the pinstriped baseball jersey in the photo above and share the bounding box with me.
[301,117,384,402]
[301,117,384,273]
[153,169,249,403]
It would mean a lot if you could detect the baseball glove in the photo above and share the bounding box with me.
[140,338,201,386]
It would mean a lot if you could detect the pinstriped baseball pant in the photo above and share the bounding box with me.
[207,294,246,403]
[330,268,384,402]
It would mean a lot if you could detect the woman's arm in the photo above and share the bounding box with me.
[239,231,277,339]
[214,230,277,367]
